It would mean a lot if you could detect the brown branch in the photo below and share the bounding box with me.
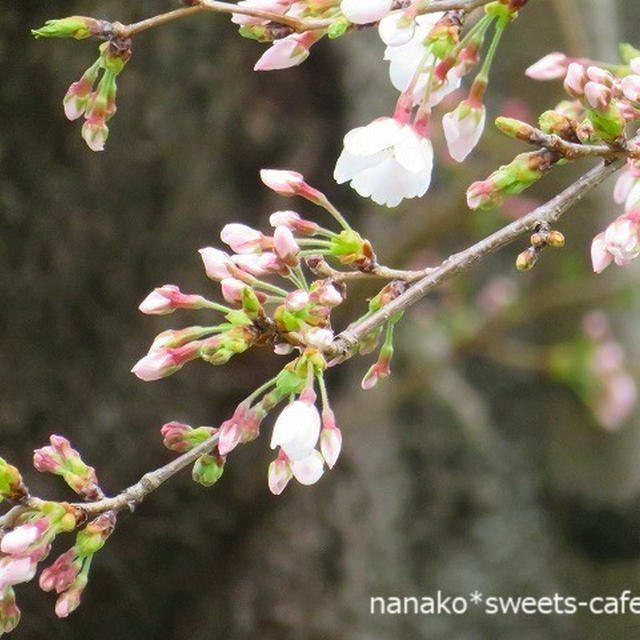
[325,158,625,363]
[112,0,496,39]
[307,256,432,282]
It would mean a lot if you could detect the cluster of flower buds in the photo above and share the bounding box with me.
[0,439,117,632]
[133,170,424,493]
[333,1,525,207]
[548,311,637,430]
[32,19,131,151]
[515,223,565,271]
[33,436,103,501]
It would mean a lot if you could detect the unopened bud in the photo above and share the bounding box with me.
[192,454,225,487]
[547,230,565,248]
[32,17,102,40]
[516,247,538,271]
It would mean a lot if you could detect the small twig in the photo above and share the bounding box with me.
[326,159,625,362]
[307,256,432,282]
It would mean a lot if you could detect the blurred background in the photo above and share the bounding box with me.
[3,1,640,638]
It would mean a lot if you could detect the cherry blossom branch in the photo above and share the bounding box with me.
[326,158,625,362]
[307,256,431,282]
[496,117,640,161]
[0,432,220,529]
[110,0,497,40]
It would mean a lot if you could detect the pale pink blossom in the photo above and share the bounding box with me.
[260,169,305,195]
[232,252,284,276]
[268,453,293,495]
[525,52,569,80]
[254,31,320,71]
[583,81,611,110]
[273,225,300,265]
[220,278,246,305]
[0,557,36,592]
[442,102,486,162]
[285,290,310,312]
[302,327,334,349]
[334,117,433,207]
[131,343,201,381]
[199,247,233,281]
[591,211,640,272]
[378,11,415,47]
[340,0,393,24]
[220,223,264,254]
[290,450,325,485]
[621,74,640,104]
[270,400,321,461]
[269,210,318,234]
[320,408,342,469]
[137,284,210,315]
[563,62,587,97]
[0,524,41,556]
[613,160,640,204]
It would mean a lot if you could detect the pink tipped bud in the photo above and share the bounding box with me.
[131,342,201,381]
[138,284,212,315]
[260,169,325,203]
[273,226,300,266]
[199,247,233,281]
[54,575,88,618]
[586,66,614,86]
[525,52,569,80]
[583,81,612,110]
[0,588,21,633]
[220,278,247,305]
[301,327,334,349]
[621,74,640,104]
[310,283,343,307]
[160,421,193,452]
[220,223,264,254]
[0,557,36,592]
[442,102,486,163]
[563,62,587,97]
[81,115,108,152]
[1,523,41,556]
[269,210,318,235]
[268,452,292,495]
[285,290,310,312]
[232,252,285,276]
[320,408,342,469]
[254,31,319,71]
[39,550,78,594]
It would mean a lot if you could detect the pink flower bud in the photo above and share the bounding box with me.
[525,52,569,80]
[442,102,486,163]
[220,223,264,254]
[231,0,291,25]
[269,210,317,235]
[290,450,325,485]
[260,169,306,195]
[270,400,320,461]
[199,247,233,281]
[320,408,342,469]
[621,74,640,104]
[1,523,42,556]
[591,232,614,273]
[54,575,88,618]
[39,550,78,593]
[268,452,292,495]
[583,81,612,110]
[217,404,264,456]
[273,225,300,266]
[254,31,319,71]
[301,327,334,349]
[131,342,201,381]
[81,115,108,152]
[340,0,393,24]
[285,290,310,312]
[220,278,247,305]
[232,252,285,276]
[160,421,193,452]
[0,557,36,592]
[310,283,343,307]
[563,62,587,97]
[586,66,614,86]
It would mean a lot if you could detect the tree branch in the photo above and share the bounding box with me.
[326,159,625,362]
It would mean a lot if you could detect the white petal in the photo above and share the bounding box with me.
[291,450,325,485]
